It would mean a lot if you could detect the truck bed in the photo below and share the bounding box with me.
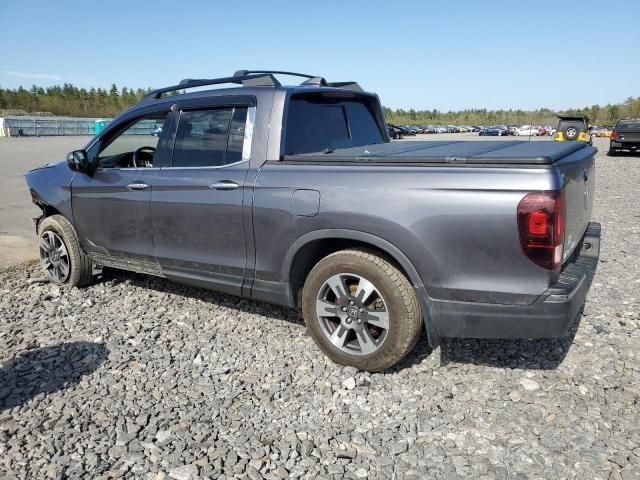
[285,140,591,165]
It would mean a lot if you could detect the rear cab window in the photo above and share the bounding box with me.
[283,93,385,155]
[616,120,640,130]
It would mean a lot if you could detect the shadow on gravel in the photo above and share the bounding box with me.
[607,150,640,157]
[0,341,108,411]
[439,307,584,370]
[98,270,584,372]
[101,268,304,325]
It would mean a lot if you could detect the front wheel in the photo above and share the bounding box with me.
[38,215,94,287]
[302,249,422,372]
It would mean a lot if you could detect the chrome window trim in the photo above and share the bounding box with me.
[160,159,249,170]
[94,167,162,172]
[242,106,256,162]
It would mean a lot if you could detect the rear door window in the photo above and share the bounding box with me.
[171,107,247,168]
[284,94,384,155]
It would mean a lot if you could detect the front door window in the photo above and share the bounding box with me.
[98,113,170,168]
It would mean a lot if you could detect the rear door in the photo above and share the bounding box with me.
[151,97,255,295]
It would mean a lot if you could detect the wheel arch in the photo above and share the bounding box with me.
[282,229,440,346]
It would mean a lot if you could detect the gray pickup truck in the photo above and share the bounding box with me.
[609,118,640,155]
[25,70,600,371]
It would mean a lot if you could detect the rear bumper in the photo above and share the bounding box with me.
[611,141,640,149]
[429,222,601,339]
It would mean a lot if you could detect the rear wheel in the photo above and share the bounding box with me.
[302,249,422,372]
[38,215,94,287]
[607,148,618,156]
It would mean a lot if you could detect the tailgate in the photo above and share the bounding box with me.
[558,153,595,263]
[617,123,640,142]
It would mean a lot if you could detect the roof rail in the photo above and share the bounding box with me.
[234,69,320,80]
[144,69,363,100]
[144,73,281,100]
[234,70,363,91]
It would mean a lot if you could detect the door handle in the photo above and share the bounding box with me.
[209,180,239,190]
[127,182,149,191]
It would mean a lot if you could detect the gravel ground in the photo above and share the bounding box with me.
[1,137,639,479]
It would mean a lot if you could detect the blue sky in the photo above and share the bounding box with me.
[1,0,638,111]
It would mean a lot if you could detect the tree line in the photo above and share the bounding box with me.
[384,96,640,126]
[0,83,154,118]
[1,83,638,126]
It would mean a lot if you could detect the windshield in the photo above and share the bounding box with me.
[284,93,385,155]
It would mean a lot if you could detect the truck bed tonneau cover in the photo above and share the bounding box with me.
[285,140,590,165]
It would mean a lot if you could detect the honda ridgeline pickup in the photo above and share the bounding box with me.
[26,70,601,371]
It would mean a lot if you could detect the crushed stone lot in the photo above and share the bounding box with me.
[0,138,639,479]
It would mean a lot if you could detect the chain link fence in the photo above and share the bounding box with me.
[0,115,111,137]
[0,115,117,137]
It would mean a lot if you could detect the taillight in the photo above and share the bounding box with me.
[610,131,617,140]
[517,191,565,270]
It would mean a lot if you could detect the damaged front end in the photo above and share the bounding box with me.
[24,160,76,232]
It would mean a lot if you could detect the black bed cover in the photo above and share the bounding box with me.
[284,140,594,165]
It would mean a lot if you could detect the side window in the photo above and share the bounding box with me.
[171,107,248,168]
[98,112,170,168]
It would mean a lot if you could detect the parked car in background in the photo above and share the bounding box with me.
[555,115,590,143]
[480,125,509,136]
[516,125,540,136]
[387,124,404,140]
[609,119,640,155]
[591,126,613,138]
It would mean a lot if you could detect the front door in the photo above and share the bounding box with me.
[72,110,172,265]
[151,104,253,295]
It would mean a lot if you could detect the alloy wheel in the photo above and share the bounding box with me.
[315,273,389,355]
[39,231,70,283]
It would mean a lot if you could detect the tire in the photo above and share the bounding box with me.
[562,125,579,141]
[607,148,618,156]
[38,214,94,287]
[301,249,422,372]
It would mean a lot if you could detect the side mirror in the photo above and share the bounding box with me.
[67,150,93,174]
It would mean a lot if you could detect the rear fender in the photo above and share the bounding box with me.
[282,229,441,347]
